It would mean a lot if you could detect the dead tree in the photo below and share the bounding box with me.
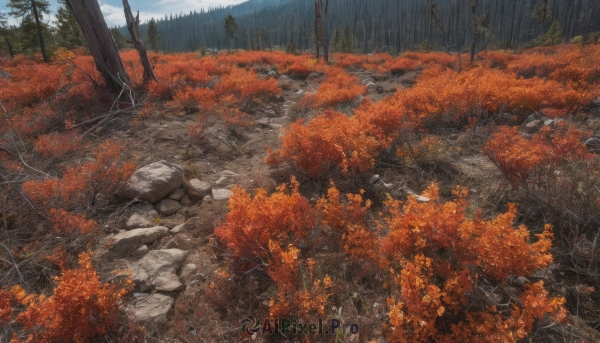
[65,0,131,93]
[122,0,157,83]
[315,0,329,62]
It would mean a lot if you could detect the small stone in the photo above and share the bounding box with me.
[125,214,152,230]
[212,189,233,200]
[167,188,185,201]
[585,138,600,152]
[184,179,212,201]
[127,293,174,324]
[170,217,202,234]
[257,118,271,128]
[154,199,181,216]
[221,170,238,177]
[268,70,276,77]
[202,195,213,203]
[216,176,234,186]
[514,276,530,288]
[108,226,169,258]
[131,245,149,258]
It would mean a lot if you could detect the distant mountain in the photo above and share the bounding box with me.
[122,0,600,54]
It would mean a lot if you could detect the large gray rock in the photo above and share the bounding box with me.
[184,179,212,201]
[128,249,189,292]
[154,199,181,216]
[118,161,184,203]
[127,293,174,324]
[125,214,152,230]
[212,188,233,200]
[108,226,169,258]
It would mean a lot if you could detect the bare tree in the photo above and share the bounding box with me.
[122,0,157,84]
[65,0,131,93]
[315,0,329,62]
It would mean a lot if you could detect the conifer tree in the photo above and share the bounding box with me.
[55,0,84,49]
[341,25,352,52]
[331,28,340,52]
[146,18,160,51]
[224,14,238,52]
[8,0,50,62]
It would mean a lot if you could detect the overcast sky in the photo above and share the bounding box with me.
[1,0,248,27]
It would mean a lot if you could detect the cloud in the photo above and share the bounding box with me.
[100,2,164,27]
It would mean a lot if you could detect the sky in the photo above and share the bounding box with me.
[1,0,248,27]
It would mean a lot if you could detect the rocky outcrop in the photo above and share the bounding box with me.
[118,161,184,203]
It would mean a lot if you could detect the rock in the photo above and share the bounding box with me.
[268,70,277,77]
[131,245,149,258]
[180,263,198,281]
[264,109,278,117]
[167,188,185,201]
[449,133,459,141]
[154,272,185,292]
[108,226,169,258]
[257,118,271,128]
[184,179,212,201]
[202,195,213,203]
[154,199,181,216]
[117,161,184,203]
[171,217,202,234]
[216,176,233,186]
[365,81,376,87]
[523,119,543,134]
[585,138,600,152]
[221,170,238,177]
[128,249,189,292]
[514,276,530,288]
[128,293,174,324]
[129,203,159,221]
[212,189,233,200]
[125,214,152,230]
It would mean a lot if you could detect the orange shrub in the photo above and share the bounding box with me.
[301,67,366,108]
[384,57,422,74]
[214,66,281,101]
[22,140,135,209]
[483,124,592,186]
[10,252,132,343]
[380,184,564,342]
[33,131,82,158]
[214,178,314,261]
[266,110,384,177]
[47,208,96,234]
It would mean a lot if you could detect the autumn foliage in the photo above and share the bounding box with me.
[214,180,565,341]
[9,252,132,343]
[483,124,593,186]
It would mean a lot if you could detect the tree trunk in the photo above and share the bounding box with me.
[65,0,131,93]
[320,0,329,62]
[122,0,157,84]
[4,38,14,58]
[31,0,48,62]
[470,0,479,63]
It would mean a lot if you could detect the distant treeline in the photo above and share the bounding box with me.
[130,0,600,53]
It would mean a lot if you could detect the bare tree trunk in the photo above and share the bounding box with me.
[31,0,48,62]
[66,0,131,93]
[470,0,479,63]
[122,0,157,84]
[321,0,329,62]
[314,0,321,59]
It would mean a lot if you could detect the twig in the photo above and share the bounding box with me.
[72,114,110,128]
[0,242,24,284]
[12,139,51,178]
